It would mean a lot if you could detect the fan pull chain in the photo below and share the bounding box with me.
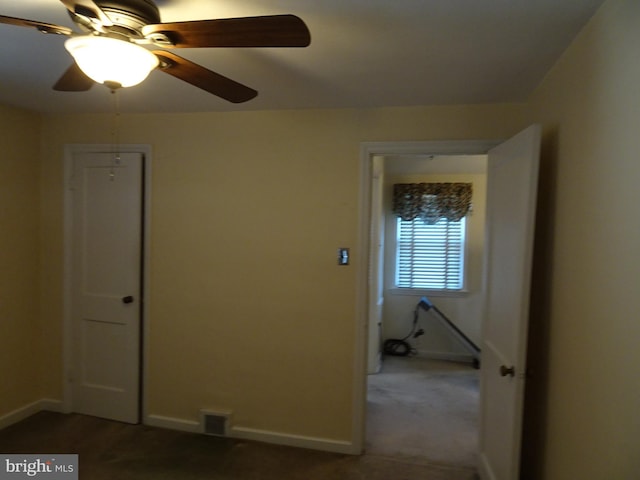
[109,88,122,181]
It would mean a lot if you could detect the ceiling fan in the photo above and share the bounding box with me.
[0,0,311,103]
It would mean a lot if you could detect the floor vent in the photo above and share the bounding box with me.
[200,410,231,436]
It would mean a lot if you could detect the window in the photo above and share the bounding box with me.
[395,216,466,291]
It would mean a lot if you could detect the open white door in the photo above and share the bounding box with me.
[69,151,144,424]
[478,125,540,480]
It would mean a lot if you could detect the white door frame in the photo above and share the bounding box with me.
[62,143,152,422]
[354,139,499,453]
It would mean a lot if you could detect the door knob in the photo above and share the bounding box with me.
[122,295,134,304]
[499,365,515,377]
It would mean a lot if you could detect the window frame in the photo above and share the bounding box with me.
[391,214,469,297]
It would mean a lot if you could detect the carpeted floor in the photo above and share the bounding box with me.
[0,411,478,480]
[366,355,479,469]
[0,356,478,479]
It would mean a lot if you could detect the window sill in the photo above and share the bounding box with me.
[389,288,469,298]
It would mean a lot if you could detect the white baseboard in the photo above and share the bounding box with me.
[144,413,357,454]
[0,398,63,430]
[2,403,357,455]
[230,426,357,454]
[414,349,475,364]
[144,414,201,433]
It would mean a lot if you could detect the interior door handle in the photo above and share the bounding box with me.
[499,365,515,377]
[122,295,134,304]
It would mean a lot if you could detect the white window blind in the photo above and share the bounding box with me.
[395,216,466,290]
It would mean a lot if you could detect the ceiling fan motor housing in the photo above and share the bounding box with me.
[74,0,161,38]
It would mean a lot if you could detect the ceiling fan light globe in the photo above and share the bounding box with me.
[64,35,159,88]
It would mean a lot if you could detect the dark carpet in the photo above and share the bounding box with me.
[0,411,477,479]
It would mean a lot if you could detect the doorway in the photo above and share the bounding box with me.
[62,144,152,424]
[354,139,497,452]
[356,127,541,479]
[363,147,488,468]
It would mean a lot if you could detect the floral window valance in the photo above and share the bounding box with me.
[393,183,473,224]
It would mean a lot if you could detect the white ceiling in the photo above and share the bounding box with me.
[0,0,604,114]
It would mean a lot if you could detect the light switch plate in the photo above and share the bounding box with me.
[338,248,349,265]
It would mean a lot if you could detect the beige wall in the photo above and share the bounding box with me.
[382,172,487,356]
[0,105,42,416]
[523,0,640,478]
[36,104,529,442]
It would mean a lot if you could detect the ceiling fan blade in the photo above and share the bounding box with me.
[143,14,310,48]
[53,63,95,91]
[153,51,257,103]
[59,0,113,26]
[0,14,73,35]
